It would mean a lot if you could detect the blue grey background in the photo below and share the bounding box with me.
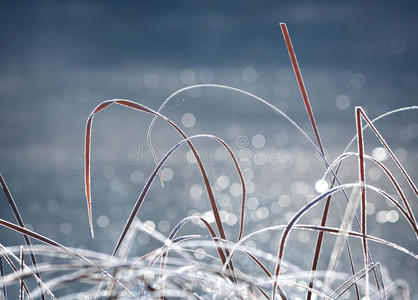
[0,1,417,298]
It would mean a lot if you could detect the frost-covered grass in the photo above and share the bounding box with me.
[0,23,416,299]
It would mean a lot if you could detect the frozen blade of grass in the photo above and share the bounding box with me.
[375,263,386,300]
[19,246,24,300]
[342,106,418,197]
[85,100,238,263]
[341,106,418,232]
[215,138,246,242]
[234,222,418,262]
[2,262,92,285]
[324,187,361,296]
[147,84,327,162]
[344,106,417,153]
[119,220,140,261]
[331,263,382,299]
[0,175,45,300]
[304,224,417,259]
[2,245,120,263]
[84,100,154,239]
[85,116,93,239]
[324,178,398,299]
[0,218,73,253]
[366,185,416,230]
[0,258,6,300]
[362,155,415,227]
[357,107,417,219]
[24,262,138,299]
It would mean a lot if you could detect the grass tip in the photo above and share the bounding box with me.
[89,222,95,239]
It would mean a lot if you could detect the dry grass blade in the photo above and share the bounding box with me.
[84,100,153,239]
[279,23,324,154]
[84,100,240,264]
[279,22,359,300]
[356,106,370,298]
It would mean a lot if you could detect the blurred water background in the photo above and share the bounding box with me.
[0,1,417,298]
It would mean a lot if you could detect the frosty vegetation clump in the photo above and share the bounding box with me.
[0,23,417,299]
